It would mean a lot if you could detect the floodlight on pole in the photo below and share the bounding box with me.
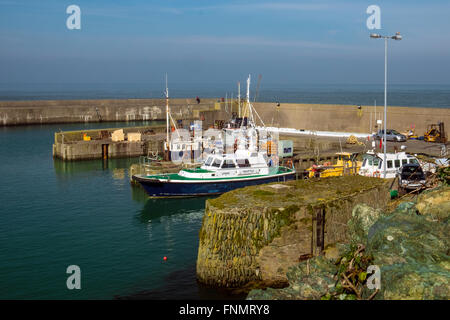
[370,32,402,178]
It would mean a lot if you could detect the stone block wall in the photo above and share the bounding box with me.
[196,177,391,288]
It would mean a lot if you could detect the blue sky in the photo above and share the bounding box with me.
[1,0,449,85]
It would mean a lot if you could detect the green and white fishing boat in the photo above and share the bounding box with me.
[133,74,296,197]
[133,148,296,197]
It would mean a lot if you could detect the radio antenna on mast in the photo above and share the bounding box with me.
[165,73,169,148]
[254,74,262,103]
[237,82,241,118]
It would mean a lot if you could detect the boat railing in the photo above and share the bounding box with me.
[160,173,171,181]
[138,153,163,176]
[139,152,162,167]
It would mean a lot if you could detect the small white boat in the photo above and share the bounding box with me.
[358,150,420,179]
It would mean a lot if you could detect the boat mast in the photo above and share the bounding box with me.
[374,99,377,131]
[246,74,265,128]
[164,73,170,160]
[238,82,241,118]
[246,74,254,125]
[225,92,228,114]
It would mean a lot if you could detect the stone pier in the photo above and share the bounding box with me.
[196,176,391,288]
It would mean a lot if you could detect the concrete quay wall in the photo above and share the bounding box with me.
[0,98,218,126]
[253,102,450,136]
[54,140,150,161]
[52,125,168,161]
[2,98,448,137]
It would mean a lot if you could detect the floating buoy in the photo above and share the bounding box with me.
[163,256,167,261]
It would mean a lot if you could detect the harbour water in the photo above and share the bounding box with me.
[0,121,243,299]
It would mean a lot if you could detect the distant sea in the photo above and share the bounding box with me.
[0,83,449,108]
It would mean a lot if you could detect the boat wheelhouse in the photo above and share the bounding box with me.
[358,150,419,179]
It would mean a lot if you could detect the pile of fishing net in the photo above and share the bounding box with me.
[346,135,364,145]
[248,185,449,300]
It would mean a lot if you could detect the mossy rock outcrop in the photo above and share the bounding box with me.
[196,176,390,288]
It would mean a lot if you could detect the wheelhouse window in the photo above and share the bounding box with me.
[205,157,213,166]
[339,155,350,161]
[409,158,419,164]
[394,159,401,168]
[221,160,236,168]
[212,158,222,168]
[387,160,393,169]
[402,159,408,166]
[237,159,251,168]
[363,155,380,167]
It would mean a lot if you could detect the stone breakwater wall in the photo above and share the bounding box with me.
[253,102,450,136]
[196,176,391,288]
[2,98,448,137]
[0,98,219,126]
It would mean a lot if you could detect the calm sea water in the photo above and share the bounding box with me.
[0,83,449,108]
[0,121,243,300]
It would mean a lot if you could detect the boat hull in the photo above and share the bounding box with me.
[133,172,296,197]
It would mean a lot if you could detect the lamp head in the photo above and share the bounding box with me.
[392,32,402,40]
[370,33,382,39]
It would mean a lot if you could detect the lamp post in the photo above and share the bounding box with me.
[370,32,402,178]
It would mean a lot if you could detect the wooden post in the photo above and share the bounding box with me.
[102,144,109,160]
[312,207,325,256]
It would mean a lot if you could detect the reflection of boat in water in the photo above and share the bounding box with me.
[54,157,137,179]
[306,152,361,178]
[137,196,209,223]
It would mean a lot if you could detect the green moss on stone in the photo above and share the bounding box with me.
[253,190,276,197]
